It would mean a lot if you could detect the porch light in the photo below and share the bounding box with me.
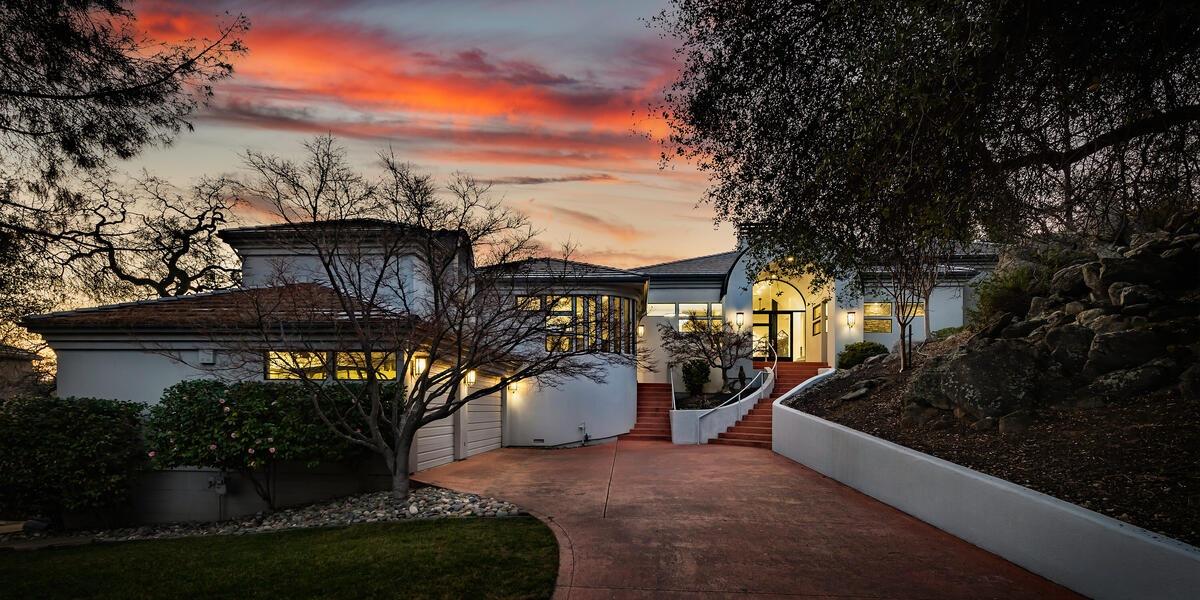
[507,381,518,395]
[412,355,428,376]
[637,324,645,337]
[465,369,477,386]
[846,311,857,330]
[735,312,745,327]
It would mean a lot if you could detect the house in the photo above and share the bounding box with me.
[0,344,41,397]
[24,221,995,466]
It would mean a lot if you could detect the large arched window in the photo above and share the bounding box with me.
[752,279,806,361]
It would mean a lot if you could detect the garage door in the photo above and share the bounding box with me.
[466,391,502,457]
[415,395,455,471]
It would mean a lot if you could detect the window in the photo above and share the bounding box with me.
[646,303,676,317]
[266,351,328,380]
[334,352,398,380]
[675,302,723,332]
[546,296,575,352]
[516,295,542,310]
[864,302,892,317]
[901,302,927,318]
[678,303,709,318]
[863,318,893,334]
[812,302,825,336]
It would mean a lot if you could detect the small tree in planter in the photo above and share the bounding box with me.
[680,359,711,397]
[146,380,354,509]
[658,315,756,393]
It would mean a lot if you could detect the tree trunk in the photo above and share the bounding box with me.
[923,294,932,342]
[898,323,910,371]
[389,435,414,501]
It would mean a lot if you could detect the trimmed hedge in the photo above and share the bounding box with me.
[680,359,710,397]
[0,396,145,522]
[837,341,889,369]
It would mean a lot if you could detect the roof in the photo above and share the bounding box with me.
[23,284,400,332]
[0,344,38,361]
[218,219,467,247]
[486,258,647,282]
[633,250,742,277]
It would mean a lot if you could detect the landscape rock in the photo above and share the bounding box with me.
[1086,359,1175,401]
[1043,324,1095,373]
[1063,301,1090,316]
[900,404,940,428]
[915,339,1045,419]
[1076,307,1109,328]
[838,386,872,402]
[1050,264,1089,296]
[1001,318,1046,339]
[971,417,997,431]
[1085,329,1167,375]
[1117,284,1162,307]
[1086,314,1132,334]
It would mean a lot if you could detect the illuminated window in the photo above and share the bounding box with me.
[646,303,676,317]
[678,303,709,318]
[901,302,927,318]
[864,302,892,317]
[516,295,542,310]
[265,351,328,380]
[863,319,893,334]
[334,352,398,380]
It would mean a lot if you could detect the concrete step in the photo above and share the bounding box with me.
[709,438,770,448]
[621,433,671,441]
[719,431,771,441]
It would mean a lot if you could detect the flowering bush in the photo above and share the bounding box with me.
[145,380,355,507]
[0,396,145,523]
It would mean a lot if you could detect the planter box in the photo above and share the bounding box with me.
[772,382,1200,600]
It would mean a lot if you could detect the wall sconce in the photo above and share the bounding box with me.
[507,381,518,395]
[735,312,745,327]
[411,355,428,376]
[637,324,645,337]
[465,369,477,386]
[846,311,857,330]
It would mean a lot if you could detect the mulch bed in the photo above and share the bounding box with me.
[785,345,1200,547]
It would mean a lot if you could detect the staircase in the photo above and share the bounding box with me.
[621,383,673,441]
[709,361,828,449]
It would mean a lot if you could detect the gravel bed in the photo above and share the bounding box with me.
[0,487,523,546]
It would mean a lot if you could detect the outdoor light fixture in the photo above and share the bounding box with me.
[412,355,428,376]
[465,369,477,386]
[846,311,857,330]
[637,324,645,337]
[735,312,745,327]
[507,381,518,394]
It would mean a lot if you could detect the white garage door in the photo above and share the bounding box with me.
[466,391,502,457]
[415,395,455,471]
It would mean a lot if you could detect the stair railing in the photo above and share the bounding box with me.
[667,362,677,411]
[695,343,778,444]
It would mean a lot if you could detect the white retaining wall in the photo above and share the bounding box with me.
[670,369,774,444]
[772,377,1200,600]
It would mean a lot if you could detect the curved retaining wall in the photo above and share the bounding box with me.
[670,369,775,444]
[772,374,1200,600]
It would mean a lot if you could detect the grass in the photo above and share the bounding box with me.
[0,517,558,600]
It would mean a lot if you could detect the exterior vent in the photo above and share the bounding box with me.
[532,438,544,444]
[198,349,215,365]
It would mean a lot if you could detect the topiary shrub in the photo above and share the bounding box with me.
[837,341,889,369]
[969,267,1049,326]
[680,359,711,397]
[0,396,145,524]
[146,380,355,508]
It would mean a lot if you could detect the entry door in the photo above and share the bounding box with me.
[753,311,793,361]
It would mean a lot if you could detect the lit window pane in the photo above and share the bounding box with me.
[710,303,723,317]
[678,303,708,318]
[864,302,893,317]
[266,351,327,380]
[335,352,397,380]
[863,318,893,333]
[901,302,926,318]
[646,303,676,317]
[516,295,542,310]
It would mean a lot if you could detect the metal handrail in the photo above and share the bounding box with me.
[668,362,677,411]
[695,342,778,444]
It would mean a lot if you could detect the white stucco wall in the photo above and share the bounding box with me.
[861,284,967,350]
[637,315,672,384]
[505,362,637,446]
[53,348,217,404]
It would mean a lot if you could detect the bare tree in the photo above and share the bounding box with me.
[208,138,639,499]
[657,316,755,392]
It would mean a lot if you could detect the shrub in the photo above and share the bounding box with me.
[931,326,966,341]
[0,396,145,523]
[969,267,1048,326]
[837,341,888,369]
[680,359,711,397]
[146,380,355,507]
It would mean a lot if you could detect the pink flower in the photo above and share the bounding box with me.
[247,448,255,454]
[268,447,276,454]
[223,406,231,413]
[208,444,217,451]
[147,451,157,458]
[218,399,225,404]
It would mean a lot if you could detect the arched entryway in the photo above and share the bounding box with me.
[752,279,806,361]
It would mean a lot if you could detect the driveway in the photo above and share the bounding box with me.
[415,440,1076,599]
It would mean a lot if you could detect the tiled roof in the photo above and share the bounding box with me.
[218,219,464,244]
[633,250,742,277]
[487,258,647,281]
[23,284,396,331]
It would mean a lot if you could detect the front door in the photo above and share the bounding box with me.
[753,310,795,361]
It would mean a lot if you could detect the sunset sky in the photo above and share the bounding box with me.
[128,0,734,268]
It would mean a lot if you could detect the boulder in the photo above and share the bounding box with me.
[1064,301,1090,316]
[971,417,997,431]
[1001,318,1046,339]
[1106,281,1132,306]
[936,340,1045,419]
[1086,359,1175,400]
[904,354,951,410]
[1081,261,1105,297]
[1085,329,1167,374]
[1116,284,1162,307]
[1028,296,1051,319]
[1044,324,1095,373]
[977,312,1016,339]
[1076,307,1109,328]
[1086,314,1132,334]
[900,404,941,429]
[1049,264,1089,296]
[1121,303,1152,317]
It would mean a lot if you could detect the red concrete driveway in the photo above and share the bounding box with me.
[415,440,1076,599]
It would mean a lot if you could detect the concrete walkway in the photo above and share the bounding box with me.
[415,440,1077,599]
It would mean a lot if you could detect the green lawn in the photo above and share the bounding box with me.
[0,517,558,600]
